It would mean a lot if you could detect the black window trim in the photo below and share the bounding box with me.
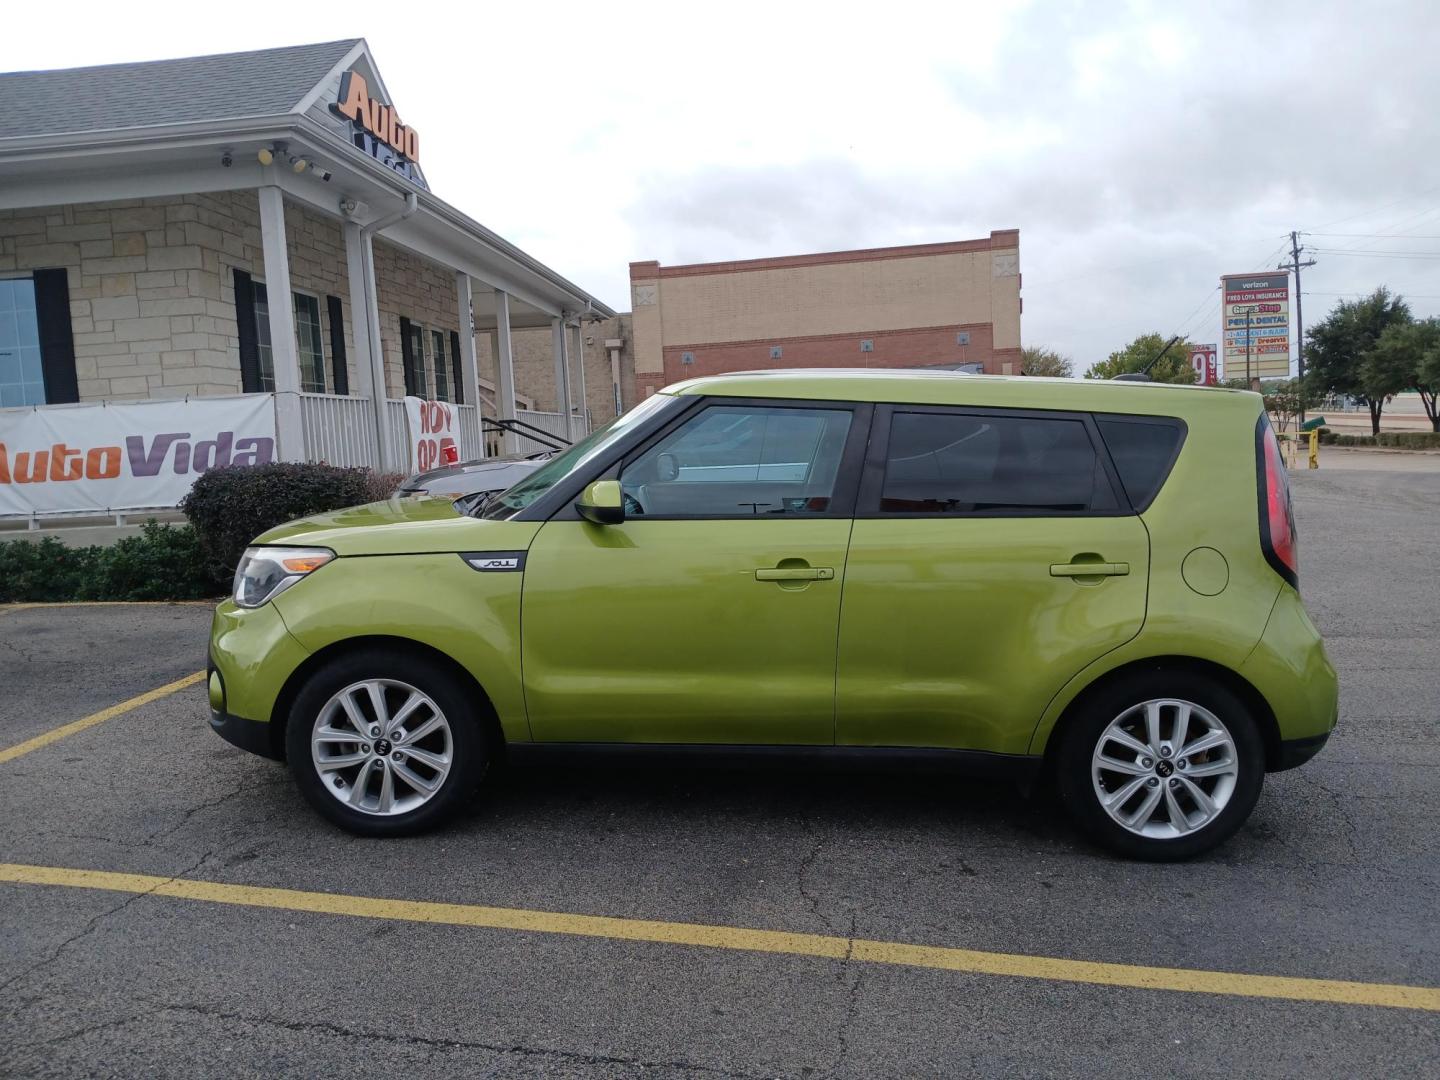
[857,402,1133,519]
[529,395,875,524]
[1091,411,1189,514]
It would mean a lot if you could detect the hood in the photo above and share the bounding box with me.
[402,451,553,490]
[253,497,542,557]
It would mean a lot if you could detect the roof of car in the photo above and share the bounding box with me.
[664,369,1256,417]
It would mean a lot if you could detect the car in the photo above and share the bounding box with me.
[394,450,553,514]
[207,369,1337,860]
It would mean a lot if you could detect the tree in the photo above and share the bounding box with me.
[1020,346,1074,378]
[1302,287,1412,435]
[1369,317,1440,432]
[1084,333,1197,384]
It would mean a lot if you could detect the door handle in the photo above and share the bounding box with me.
[1050,561,1130,578]
[755,567,835,582]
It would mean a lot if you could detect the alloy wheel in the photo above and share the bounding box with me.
[1090,698,1239,839]
[310,679,454,817]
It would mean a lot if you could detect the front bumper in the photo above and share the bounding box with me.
[207,662,283,760]
[207,599,312,762]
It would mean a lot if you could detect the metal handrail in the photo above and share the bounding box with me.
[481,416,570,450]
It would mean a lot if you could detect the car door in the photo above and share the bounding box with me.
[522,398,871,745]
[836,404,1149,755]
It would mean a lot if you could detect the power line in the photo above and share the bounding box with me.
[1305,232,1440,240]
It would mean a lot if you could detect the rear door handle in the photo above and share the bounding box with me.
[755,567,835,581]
[1050,561,1130,577]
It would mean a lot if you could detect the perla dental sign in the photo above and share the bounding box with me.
[0,396,275,515]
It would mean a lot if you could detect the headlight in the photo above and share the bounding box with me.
[233,546,334,608]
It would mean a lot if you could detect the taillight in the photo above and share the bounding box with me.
[1256,416,1298,587]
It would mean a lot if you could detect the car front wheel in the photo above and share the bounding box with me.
[286,649,487,836]
[1056,671,1265,861]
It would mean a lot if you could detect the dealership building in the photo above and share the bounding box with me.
[627,232,1022,397]
[0,38,616,504]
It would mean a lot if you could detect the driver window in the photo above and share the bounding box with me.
[621,405,853,518]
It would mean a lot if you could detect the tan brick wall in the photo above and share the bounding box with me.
[628,233,1022,386]
[372,241,460,399]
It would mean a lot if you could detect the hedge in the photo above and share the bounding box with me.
[1316,429,1440,449]
[181,462,399,589]
[0,522,213,603]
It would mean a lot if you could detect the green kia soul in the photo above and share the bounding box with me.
[207,371,1337,860]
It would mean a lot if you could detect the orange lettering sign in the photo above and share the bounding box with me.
[330,70,421,164]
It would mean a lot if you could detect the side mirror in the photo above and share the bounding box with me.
[576,479,625,525]
[657,452,679,482]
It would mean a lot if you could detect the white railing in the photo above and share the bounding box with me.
[299,393,378,469]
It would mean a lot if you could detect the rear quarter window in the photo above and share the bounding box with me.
[1095,416,1187,510]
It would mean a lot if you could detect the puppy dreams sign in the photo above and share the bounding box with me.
[0,395,275,515]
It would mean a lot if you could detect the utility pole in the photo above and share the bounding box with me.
[1279,231,1317,421]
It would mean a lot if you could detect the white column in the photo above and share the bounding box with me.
[571,321,589,436]
[341,222,375,400]
[551,316,574,438]
[493,290,520,455]
[257,185,304,461]
[454,272,482,456]
[339,222,397,470]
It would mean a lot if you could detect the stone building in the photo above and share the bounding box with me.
[0,38,615,505]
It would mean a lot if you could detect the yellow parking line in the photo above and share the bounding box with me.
[0,672,205,765]
[1,861,1436,1012]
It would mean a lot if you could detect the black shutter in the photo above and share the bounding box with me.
[449,330,464,405]
[399,316,418,396]
[233,268,261,393]
[326,295,349,396]
[32,268,79,404]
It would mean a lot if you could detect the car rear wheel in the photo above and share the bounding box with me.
[286,649,487,836]
[1056,671,1265,861]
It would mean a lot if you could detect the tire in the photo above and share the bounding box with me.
[1055,669,1265,861]
[286,648,489,837]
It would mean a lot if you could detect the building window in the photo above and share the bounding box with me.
[431,329,449,402]
[294,293,326,393]
[251,283,327,393]
[0,277,45,406]
[405,319,428,398]
[252,284,276,392]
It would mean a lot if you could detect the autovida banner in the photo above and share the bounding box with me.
[0,395,275,516]
[1222,271,1291,380]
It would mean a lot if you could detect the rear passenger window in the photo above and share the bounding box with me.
[880,411,1120,514]
[1095,417,1186,510]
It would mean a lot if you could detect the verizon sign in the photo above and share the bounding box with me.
[1222,272,1290,380]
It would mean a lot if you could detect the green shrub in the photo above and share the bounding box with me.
[181,462,386,587]
[0,522,212,603]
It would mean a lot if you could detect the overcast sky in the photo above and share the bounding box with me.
[5,0,1439,371]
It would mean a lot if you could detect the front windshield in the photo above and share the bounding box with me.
[481,394,676,519]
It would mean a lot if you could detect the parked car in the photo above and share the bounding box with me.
[395,451,553,514]
[208,370,1336,859]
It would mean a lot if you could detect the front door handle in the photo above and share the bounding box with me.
[755,567,835,582]
[1050,561,1130,578]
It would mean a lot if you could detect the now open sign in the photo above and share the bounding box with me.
[403,397,459,473]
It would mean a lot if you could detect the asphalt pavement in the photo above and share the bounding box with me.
[0,465,1437,1078]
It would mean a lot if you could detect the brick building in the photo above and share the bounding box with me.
[627,233,1022,398]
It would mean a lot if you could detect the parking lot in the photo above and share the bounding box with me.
[2,458,1438,1078]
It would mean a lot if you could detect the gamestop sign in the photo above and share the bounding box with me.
[0,396,275,516]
